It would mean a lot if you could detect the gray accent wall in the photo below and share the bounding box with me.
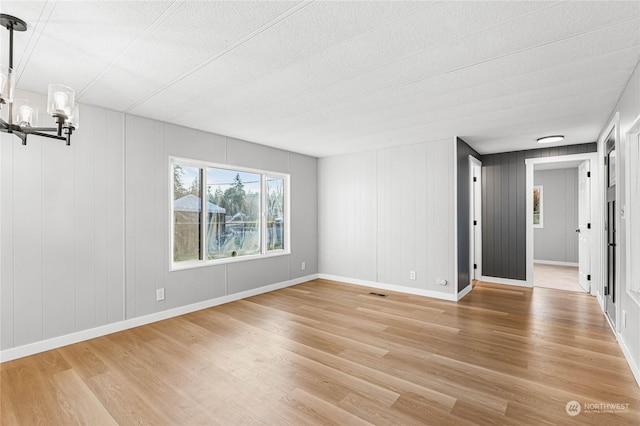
[456,137,481,292]
[481,143,597,280]
[533,168,579,263]
[1,90,318,352]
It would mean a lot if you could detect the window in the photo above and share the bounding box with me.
[171,158,289,269]
[533,185,543,228]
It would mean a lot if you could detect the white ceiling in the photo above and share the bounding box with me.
[2,1,639,157]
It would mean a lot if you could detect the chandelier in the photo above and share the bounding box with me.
[0,14,79,145]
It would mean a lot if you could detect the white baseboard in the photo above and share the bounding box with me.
[318,274,457,301]
[481,275,531,288]
[457,284,473,300]
[0,274,319,363]
[534,260,579,267]
[617,333,640,388]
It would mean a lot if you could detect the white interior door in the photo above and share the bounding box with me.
[578,160,591,292]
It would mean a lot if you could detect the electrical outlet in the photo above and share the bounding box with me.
[301,262,306,270]
[156,288,165,301]
[409,271,416,280]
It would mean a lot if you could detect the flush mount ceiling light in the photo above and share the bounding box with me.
[0,14,78,145]
[537,135,564,144]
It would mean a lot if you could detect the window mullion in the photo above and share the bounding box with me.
[261,174,266,255]
[200,167,206,261]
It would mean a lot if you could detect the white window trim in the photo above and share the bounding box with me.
[169,156,291,271]
[533,185,543,228]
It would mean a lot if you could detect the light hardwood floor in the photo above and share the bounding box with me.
[534,263,584,292]
[1,279,639,425]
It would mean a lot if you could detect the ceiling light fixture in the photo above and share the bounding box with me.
[0,14,79,145]
[537,135,564,144]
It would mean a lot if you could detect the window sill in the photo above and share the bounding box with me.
[170,250,290,272]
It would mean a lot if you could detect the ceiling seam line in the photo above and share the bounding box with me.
[221,2,566,116]
[76,0,187,99]
[15,1,57,86]
[173,1,437,109]
[123,0,316,113]
[243,18,640,122]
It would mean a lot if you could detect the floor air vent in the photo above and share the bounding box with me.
[368,292,388,298]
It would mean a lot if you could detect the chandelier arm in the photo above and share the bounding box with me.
[24,130,67,141]
[1,14,74,146]
[23,126,58,132]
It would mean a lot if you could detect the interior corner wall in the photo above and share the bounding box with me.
[456,137,481,292]
[124,116,318,319]
[318,139,457,297]
[533,168,579,264]
[481,143,597,281]
[0,90,318,354]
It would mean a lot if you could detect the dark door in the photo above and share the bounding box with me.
[605,130,616,326]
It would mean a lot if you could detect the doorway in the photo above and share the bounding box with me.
[525,153,601,294]
[469,156,482,286]
[531,161,589,292]
[605,129,617,326]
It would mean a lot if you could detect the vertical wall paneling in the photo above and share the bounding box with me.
[318,151,377,281]
[377,144,415,287]
[2,93,317,355]
[105,110,125,325]
[289,153,318,280]
[13,128,44,346]
[456,138,481,292]
[0,131,15,350]
[124,115,136,318]
[414,143,428,290]
[75,105,97,331]
[319,139,456,296]
[481,143,597,280]
[153,121,166,311]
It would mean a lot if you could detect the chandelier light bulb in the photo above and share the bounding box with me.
[0,73,6,97]
[18,105,33,126]
[53,91,69,114]
[0,65,13,103]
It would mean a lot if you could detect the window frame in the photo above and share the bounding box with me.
[169,156,290,271]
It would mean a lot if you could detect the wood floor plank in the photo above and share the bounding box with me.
[1,279,639,425]
[51,369,118,425]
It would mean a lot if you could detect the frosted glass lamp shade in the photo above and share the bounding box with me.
[0,65,14,104]
[66,104,80,129]
[47,84,75,118]
[13,99,38,127]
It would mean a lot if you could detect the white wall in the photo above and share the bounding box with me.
[534,168,579,264]
[318,139,457,298]
[1,94,125,351]
[0,91,318,355]
[599,62,640,382]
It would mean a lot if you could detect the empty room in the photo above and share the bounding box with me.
[1,1,640,424]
